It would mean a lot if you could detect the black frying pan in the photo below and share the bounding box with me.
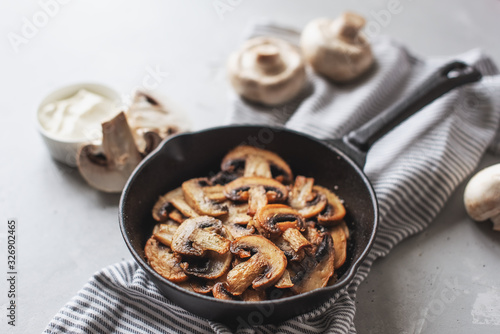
[119,61,481,326]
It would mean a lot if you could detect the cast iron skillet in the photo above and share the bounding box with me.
[119,61,481,326]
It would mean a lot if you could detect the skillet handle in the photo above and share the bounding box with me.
[345,61,482,154]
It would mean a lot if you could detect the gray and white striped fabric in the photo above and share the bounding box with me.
[45,23,500,334]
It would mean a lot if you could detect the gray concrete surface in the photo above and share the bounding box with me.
[1,1,499,333]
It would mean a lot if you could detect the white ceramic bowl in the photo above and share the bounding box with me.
[37,83,121,167]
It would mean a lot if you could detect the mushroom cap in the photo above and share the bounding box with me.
[254,204,306,237]
[181,250,232,280]
[228,36,306,106]
[171,216,230,257]
[226,235,287,295]
[152,187,199,222]
[313,185,346,225]
[300,12,374,82]
[182,178,228,216]
[289,176,327,218]
[77,112,143,193]
[464,164,500,227]
[289,231,335,294]
[224,176,289,202]
[144,237,188,283]
[221,145,293,183]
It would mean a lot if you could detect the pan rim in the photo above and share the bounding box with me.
[119,124,379,308]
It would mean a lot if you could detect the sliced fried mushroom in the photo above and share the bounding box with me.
[226,235,287,295]
[275,269,294,289]
[152,187,199,222]
[228,37,306,106]
[213,282,237,300]
[328,222,348,269]
[314,185,346,225]
[181,250,232,280]
[289,232,335,294]
[225,177,289,216]
[152,221,179,247]
[144,237,188,283]
[241,288,267,302]
[301,12,374,82]
[183,178,228,216]
[282,228,311,252]
[168,209,186,224]
[274,236,306,262]
[77,112,143,193]
[221,146,293,183]
[254,204,305,238]
[289,176,327,218]
[171,216,230,256]
[190,279,215,295]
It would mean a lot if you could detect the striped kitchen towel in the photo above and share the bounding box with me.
[45,22,500,334]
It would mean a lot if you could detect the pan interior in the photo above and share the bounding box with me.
[120,126,377,304]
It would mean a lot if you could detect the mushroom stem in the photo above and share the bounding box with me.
[335,12,366,42]
[491,213,500,232]
[255,44,285,75]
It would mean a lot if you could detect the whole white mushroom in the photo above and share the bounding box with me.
[300,12,374,82]
[227,36,306,106]
[464,164,500,231]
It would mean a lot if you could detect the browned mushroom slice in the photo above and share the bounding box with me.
[282,228,311,252]
[168,209,185,224]
[152,221,179,247]
[226,235,287,295]
[190,279,215,295]
[152,187,199,222]
[254,204,305,237]
[182,178,228,216]
[144,237,188,283]
[171,216,230,257]
[222,202,252,225]
[241,288,267,301]
[209,170,242,185]
[274,236,306,262]
[221,146,293,183]
[275,269,294,289]
[181,250,232,280]
[247,186,268,216]
[328,222,348,269]
[313,185,346,225]
[213,282,238,300]
[225,177,288,202]
[289,232,335,294]
[289,176,327,218]
[225,223,255,239]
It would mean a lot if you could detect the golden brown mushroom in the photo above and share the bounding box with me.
[171,216,230,257]
[152,221,179,247]
[289,176,327,218]
[314,185,346,225]
[224,177,289,215]
[221,146,293,183]
[226,235,287,295]
[182,178,228,216]
[328,222,349,269]
[289,232,335,294]
[180,250,232,280]
[144,237,188,283]
[152,187,199,222]
[253,204,305,238]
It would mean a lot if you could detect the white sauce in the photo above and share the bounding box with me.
[39,89,117,141]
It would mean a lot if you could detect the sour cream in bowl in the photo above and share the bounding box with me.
[37,83,121,166]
